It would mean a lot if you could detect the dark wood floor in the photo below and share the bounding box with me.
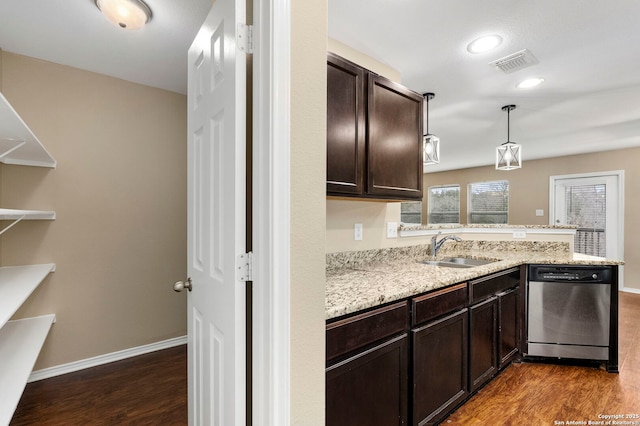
[11,292,640,425]
[444,291,640,425]
[10,345,187,426]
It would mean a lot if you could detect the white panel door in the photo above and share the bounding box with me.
[187,0,246,424]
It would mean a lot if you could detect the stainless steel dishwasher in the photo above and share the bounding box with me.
[526,265,612,361]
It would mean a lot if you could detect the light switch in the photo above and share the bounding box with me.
[386,222,398,238]
[354,223,363,241]
[536,209,544,217]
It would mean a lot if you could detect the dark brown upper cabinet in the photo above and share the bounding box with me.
[327,53,424,201]
[327,53,366,195]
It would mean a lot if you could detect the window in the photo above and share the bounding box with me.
[428,185,460,224]
[564,183,607,257]
[401,201,422,224]
[468,180,509,224]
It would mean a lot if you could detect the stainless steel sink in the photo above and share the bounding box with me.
[421,257,496,268]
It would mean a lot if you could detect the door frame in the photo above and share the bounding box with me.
[549,170,625,290]
[251,0,291,424]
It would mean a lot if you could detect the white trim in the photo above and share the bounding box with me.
[622,286,640,295]
[549,170,625,289]
[27,335,187,383]
[399,226,576,238]
[252,0,291,424]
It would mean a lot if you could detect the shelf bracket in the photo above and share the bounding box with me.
[0,139,27,161]
[0,215,26,236]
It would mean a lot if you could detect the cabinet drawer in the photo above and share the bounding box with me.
[326,301,408,363]
[470,267,520,304]
[412,283,467,326]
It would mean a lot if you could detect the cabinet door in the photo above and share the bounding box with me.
[498,287,520,369]
[326,53,366,195]
[326,334,408,426]
[469,267,520,304]
[412,309,468,426]
[367,74,423,200]
[469,296,498,392]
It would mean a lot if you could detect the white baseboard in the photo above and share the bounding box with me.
[28,335,187,383]
[622,286,640,295]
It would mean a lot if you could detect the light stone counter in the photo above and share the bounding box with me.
[326,241,623,320]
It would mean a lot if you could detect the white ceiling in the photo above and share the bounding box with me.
[1,0,640,172]
[0,0,212,95]
[329,0,640,171]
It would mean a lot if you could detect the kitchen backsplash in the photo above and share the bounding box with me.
[326,240,571,273]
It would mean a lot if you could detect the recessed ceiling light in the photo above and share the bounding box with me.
[467,35,503,54]
[516,77,545,89]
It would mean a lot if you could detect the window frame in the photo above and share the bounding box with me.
[400,200,423,225]
[427,184,461,224]
[467,180,509,224]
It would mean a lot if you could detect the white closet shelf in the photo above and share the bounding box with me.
[0,264,56,330]
[0,208,56,221]
[0,92,56,168]
[0,209,55,236]
[0,314,55,426]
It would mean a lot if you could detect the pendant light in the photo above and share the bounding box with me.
[495,104,522,170]
[95,0,152,30]
[423,93,440,165]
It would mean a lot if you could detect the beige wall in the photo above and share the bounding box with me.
[328,38,401,82]
[424,149,638,289]
[325,41,408,255]
[0,52,187,369]
[291,1,327,423]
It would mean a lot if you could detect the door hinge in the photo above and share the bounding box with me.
[237,251,253,282]
[237,24,254,54]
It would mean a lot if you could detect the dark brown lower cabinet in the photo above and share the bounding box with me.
[412,309,469,426]
[469,296,498,392]
[498,287,519,369]
[326,334,408,425]
[326,268,523,425]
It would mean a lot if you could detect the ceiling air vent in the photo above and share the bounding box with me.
[490,49,539,74]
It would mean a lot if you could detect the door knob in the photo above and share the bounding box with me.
[173,277,192,292]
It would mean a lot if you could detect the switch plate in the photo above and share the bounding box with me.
[536,209,544,217]
[386,222,398,238]
[354,223,363,241]
[513,230,527,238]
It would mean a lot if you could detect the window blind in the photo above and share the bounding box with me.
[468,180,509,224]
[428,185,460,224]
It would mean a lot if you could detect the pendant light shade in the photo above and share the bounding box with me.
[95,0,152,30]
[496,105,522,170]
[423,93,440,165]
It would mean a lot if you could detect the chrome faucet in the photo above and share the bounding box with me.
[431,231,462,258]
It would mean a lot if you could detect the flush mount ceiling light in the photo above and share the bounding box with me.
[496,105,522,170]
[516,77,545,89]
[467,34,503,54]
[422,93,440,165]
[95,0,152,30]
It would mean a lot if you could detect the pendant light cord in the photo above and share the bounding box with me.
[426,96,430,134]
[507,107,510,141]
[423,93,435,135]
[501,104,516,144]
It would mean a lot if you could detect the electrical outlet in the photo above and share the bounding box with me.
[386,222,398,238]
[354,223,363,241]
[513,230,527,238]
[536,209,544,217]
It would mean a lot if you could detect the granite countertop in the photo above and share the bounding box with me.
[325,241,623,320]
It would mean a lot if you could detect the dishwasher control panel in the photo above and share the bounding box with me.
[529,265,612,283]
